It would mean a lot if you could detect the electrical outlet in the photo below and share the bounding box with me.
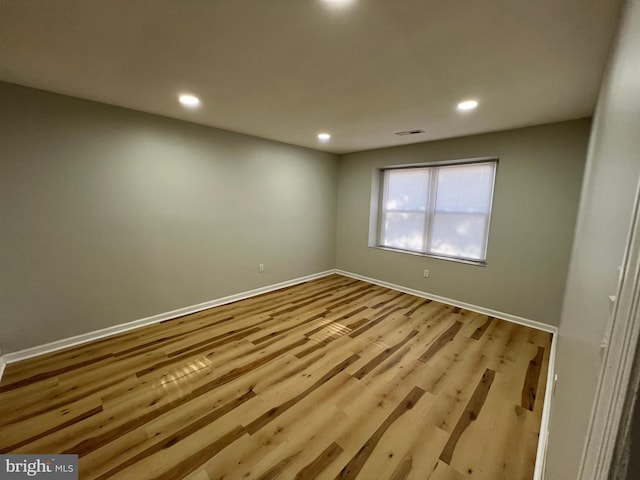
[259,264,265,273]
[423,269,430,278]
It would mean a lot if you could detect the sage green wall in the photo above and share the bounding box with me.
[0,82,338,354]
[546,0,640,477]
[0,82,593,355]
[336,120,590,325]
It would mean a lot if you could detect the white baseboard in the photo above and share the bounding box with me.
[0,270,336,365]
[0,360,6,384]
[535,329,557,480]
[1,269,557,366]
[335,269,556,480]
[335,269,557,334]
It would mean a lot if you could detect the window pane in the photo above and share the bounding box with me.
[430,163,495,260]
[381,212,426,252]
[385,169,429,211]
[435,163,494,214]
[429,213,488,260]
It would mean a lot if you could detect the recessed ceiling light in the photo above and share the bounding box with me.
[179,94,200,108]
[317,133,331,142]
[457,100,478,111]
[322,0,355,6]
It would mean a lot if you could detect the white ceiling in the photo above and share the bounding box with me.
[0,0,622,154]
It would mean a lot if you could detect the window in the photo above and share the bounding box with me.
[378,160,496,263]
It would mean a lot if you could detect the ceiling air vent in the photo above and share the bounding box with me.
[395,129,425,136]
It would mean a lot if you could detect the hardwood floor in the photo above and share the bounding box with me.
[0,274,552,480]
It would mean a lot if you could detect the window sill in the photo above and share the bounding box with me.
[370,245,487,267]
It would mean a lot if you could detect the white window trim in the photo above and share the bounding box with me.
[371,244,490,266]
[374,157,498,265]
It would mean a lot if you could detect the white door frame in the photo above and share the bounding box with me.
[579,177,640,479]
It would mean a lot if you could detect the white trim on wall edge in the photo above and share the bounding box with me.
[0,270,336,366]
[535,328,557,480]
[578,176,640,480]
[335,269,557,480]
[335,269,557,334]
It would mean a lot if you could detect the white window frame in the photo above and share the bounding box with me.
[376,158,497,265]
